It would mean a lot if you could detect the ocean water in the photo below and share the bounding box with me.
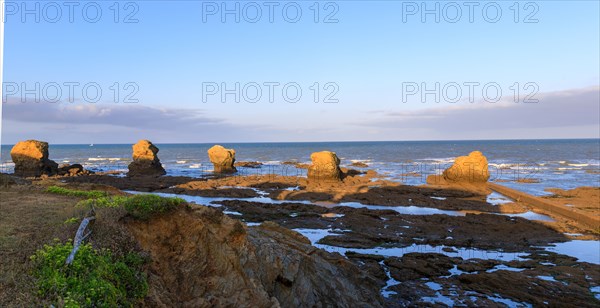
[1,139,599,196]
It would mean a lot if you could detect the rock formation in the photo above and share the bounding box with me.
[127,206,383,307]
[57,164,92,177]
[351,161,369,168]
[234,161,263,168]
[127,140,166,177]
[246,222,383,307]
[443,151,490,183]
[427,151,490,194]
[207,145,237,173]
[10,140,58,177]
[307,151,342,182]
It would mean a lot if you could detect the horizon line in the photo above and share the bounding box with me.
[1,137,599,147]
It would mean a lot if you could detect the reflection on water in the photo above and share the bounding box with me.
[134,191,555,222]
[293,227,599,265]
[125,191,594,264]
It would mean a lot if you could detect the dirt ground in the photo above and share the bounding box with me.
[0,184,83,306]
[0,179,138,306]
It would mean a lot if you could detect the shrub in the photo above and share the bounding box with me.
[64,190,185,217]
[77,196,130,208]
[46,186,107,199]
[123,194,185,220]
[30,240,148,307]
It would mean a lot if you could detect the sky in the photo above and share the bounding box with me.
[1,0,599,144]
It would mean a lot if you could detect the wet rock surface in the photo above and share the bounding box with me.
[234,161,263,168]
[350,161,369,168]
[385,253,456,282]
[57,163,93,177]
[214,200,567,252]
[283,161,310,169]
[370,251,600,307]
[338,186,495,211]
[247,222,384,307]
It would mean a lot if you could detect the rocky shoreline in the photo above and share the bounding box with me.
[1,140,599,306]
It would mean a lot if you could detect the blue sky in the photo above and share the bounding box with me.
[2,0,599,144]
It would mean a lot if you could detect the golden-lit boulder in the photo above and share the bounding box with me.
[127,140,166,177]
[308,151,342,182]
[208,145,237,173]
[442,151,490,183]
[426,151,491,195]
[10,140,58,177]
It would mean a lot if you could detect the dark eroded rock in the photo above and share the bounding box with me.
[127,140,166,177]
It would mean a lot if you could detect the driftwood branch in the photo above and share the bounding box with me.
[66,207,96,265]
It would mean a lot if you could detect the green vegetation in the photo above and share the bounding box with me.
[77,196,130,208]
[38,188,181,305]
[76,194,185,219]
[123,194,186,220]
[49,187,185,218]
[63,217,80,225]
[30,240,147,307]
[46,186,185,217]
[46,186,107,199]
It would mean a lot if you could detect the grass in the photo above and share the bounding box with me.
[63,217,80,225]
[77,196,130,208]
[50,187,186,219]
[123,194,186,220]
[2,186,185,305]
[76,194,186,220]
[30,240,148,307]
[0,187,87,306]
[46,186,108,199]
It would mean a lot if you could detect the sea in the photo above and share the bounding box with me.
[1,139,599,196]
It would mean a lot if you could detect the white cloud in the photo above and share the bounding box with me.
[1,86,598,143]
[356,86,600,136]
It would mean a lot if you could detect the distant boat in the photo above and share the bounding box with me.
[90,144,94,147]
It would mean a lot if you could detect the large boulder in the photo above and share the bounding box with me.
[442,151,490,183]
[308,151,342,182]
[208,145,237,173]
[10,140,58,177]
[427,151,490,194]
[127,140,166,177]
